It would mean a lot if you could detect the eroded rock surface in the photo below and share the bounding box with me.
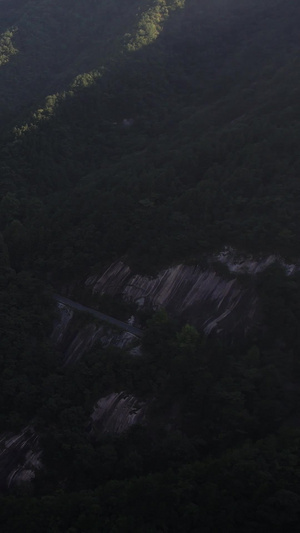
[53,303,138,365]
[86,260,261,337]
[90,392,146,434]
[51,303,74,345]
[0,427,41,490]
[216,247,299,276]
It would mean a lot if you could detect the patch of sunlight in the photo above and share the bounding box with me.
[14,68,104,136]
[12,0,186,137]
[70,69,103,91]
[0,27,18,67]
[125,0,185,52]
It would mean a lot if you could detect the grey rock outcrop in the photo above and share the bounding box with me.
[0,427,41,490]
[86,260,261,337]
[51,303,74,345]
[90,392,146,434]
[53,303,138,365]
[215,247,299,276]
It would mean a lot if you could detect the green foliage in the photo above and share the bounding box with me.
[0,1,300,531]
[176,324,199,351]
[0,269,56,431]
[126,0,185,51]
[1,0,300,276]
[0,28,17,66]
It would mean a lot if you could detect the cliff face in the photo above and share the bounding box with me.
[85,261,259,337]
[52,248,300,359]
[52,303,138,365]
[0,427,41,490]
[90,392,146,435]
[85,251,299,338]
[216,248,298,276]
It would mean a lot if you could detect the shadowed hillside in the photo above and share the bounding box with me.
[1,0,300,277]
[1,1,300,531]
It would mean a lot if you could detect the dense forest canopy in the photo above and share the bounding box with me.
[1,0,300,531]
[0,0,300,277]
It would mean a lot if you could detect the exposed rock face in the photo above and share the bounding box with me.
[53,303,138,365]
[63,324,137,366]
[56,250,299,348]
[0,427,42,490]
[90,392,146,434]
[216,247,299,276]
[51,303,74,345]
[86,260,261,337]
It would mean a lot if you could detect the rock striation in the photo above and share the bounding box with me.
[86,260,261,337]
[90,392,146,434]
[0,426,42,490]
[52,303,138,365]
[51,303,74,345]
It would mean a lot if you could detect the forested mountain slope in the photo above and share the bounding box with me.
[1,1,300,531]
[1,0,300,279]
[0,0,166,126]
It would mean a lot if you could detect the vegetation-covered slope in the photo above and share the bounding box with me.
[1,0,300,279]
[0,0,173,125]
[1,0,300,531]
